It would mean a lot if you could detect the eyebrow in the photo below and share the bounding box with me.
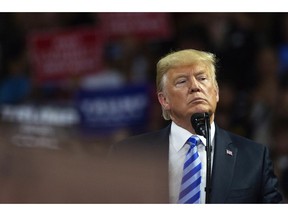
[195,70,208,75]
[173,70,207,78]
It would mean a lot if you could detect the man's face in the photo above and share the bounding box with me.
[158,63,219,129]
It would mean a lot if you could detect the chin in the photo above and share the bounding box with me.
[190,107,209,115]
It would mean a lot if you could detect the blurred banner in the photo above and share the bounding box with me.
[0,104,79,150]
[27,13,173,86]
[98,13,173,40]
[76,84,150,134]
[28,27,105,84]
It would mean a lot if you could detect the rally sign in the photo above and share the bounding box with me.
[28,27,105,84]
[98,13,173,40]
[75,84,150,133]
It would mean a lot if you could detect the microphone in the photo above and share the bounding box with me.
[191,112,212,203]
[191,112,210,136]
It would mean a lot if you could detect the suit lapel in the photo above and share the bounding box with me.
[210,126,238,203]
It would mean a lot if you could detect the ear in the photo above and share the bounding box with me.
[158,92,170,110]
[215,86,219,102]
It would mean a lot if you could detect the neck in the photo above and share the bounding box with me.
[171,114,214,134]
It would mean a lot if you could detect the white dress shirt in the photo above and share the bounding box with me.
[169,121,215,204]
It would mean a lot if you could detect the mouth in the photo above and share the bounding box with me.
[189,97,207,104]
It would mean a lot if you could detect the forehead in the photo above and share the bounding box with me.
[167,63,210,77]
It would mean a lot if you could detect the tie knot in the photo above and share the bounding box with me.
[187,135,200,147]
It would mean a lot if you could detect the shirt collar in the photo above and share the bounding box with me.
[170,121,215,152]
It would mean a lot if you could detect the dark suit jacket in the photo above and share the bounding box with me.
[110,124,283,203]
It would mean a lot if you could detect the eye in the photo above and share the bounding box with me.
[176,79,186,84]
[175,78,187,86]
[197,75,208,81]
[178,79,186,84]
[200,77,207,81]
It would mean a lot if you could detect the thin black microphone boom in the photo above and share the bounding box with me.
[190,112,212,204]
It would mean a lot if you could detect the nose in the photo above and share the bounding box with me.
[189,78,200,93]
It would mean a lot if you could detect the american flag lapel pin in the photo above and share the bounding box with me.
[226,149,233,156]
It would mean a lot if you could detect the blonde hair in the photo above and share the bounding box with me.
[156,49,218,120]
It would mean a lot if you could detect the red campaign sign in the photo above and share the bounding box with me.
[28,27,105,84]
[98,13,173,40]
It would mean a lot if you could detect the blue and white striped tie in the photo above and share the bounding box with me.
[178,135,202,204]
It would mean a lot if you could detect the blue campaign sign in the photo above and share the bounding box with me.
[75,84,151,133]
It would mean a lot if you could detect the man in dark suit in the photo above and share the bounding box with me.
[110,49,282,203]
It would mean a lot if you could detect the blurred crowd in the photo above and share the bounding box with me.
[0,13,288,203]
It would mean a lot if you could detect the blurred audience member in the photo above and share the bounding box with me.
[0,53,31,104]
[249,46,279,146]
[80,42,126,90]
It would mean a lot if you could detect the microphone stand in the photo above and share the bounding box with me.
[204,113,212,204]
[191,113,212,203]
